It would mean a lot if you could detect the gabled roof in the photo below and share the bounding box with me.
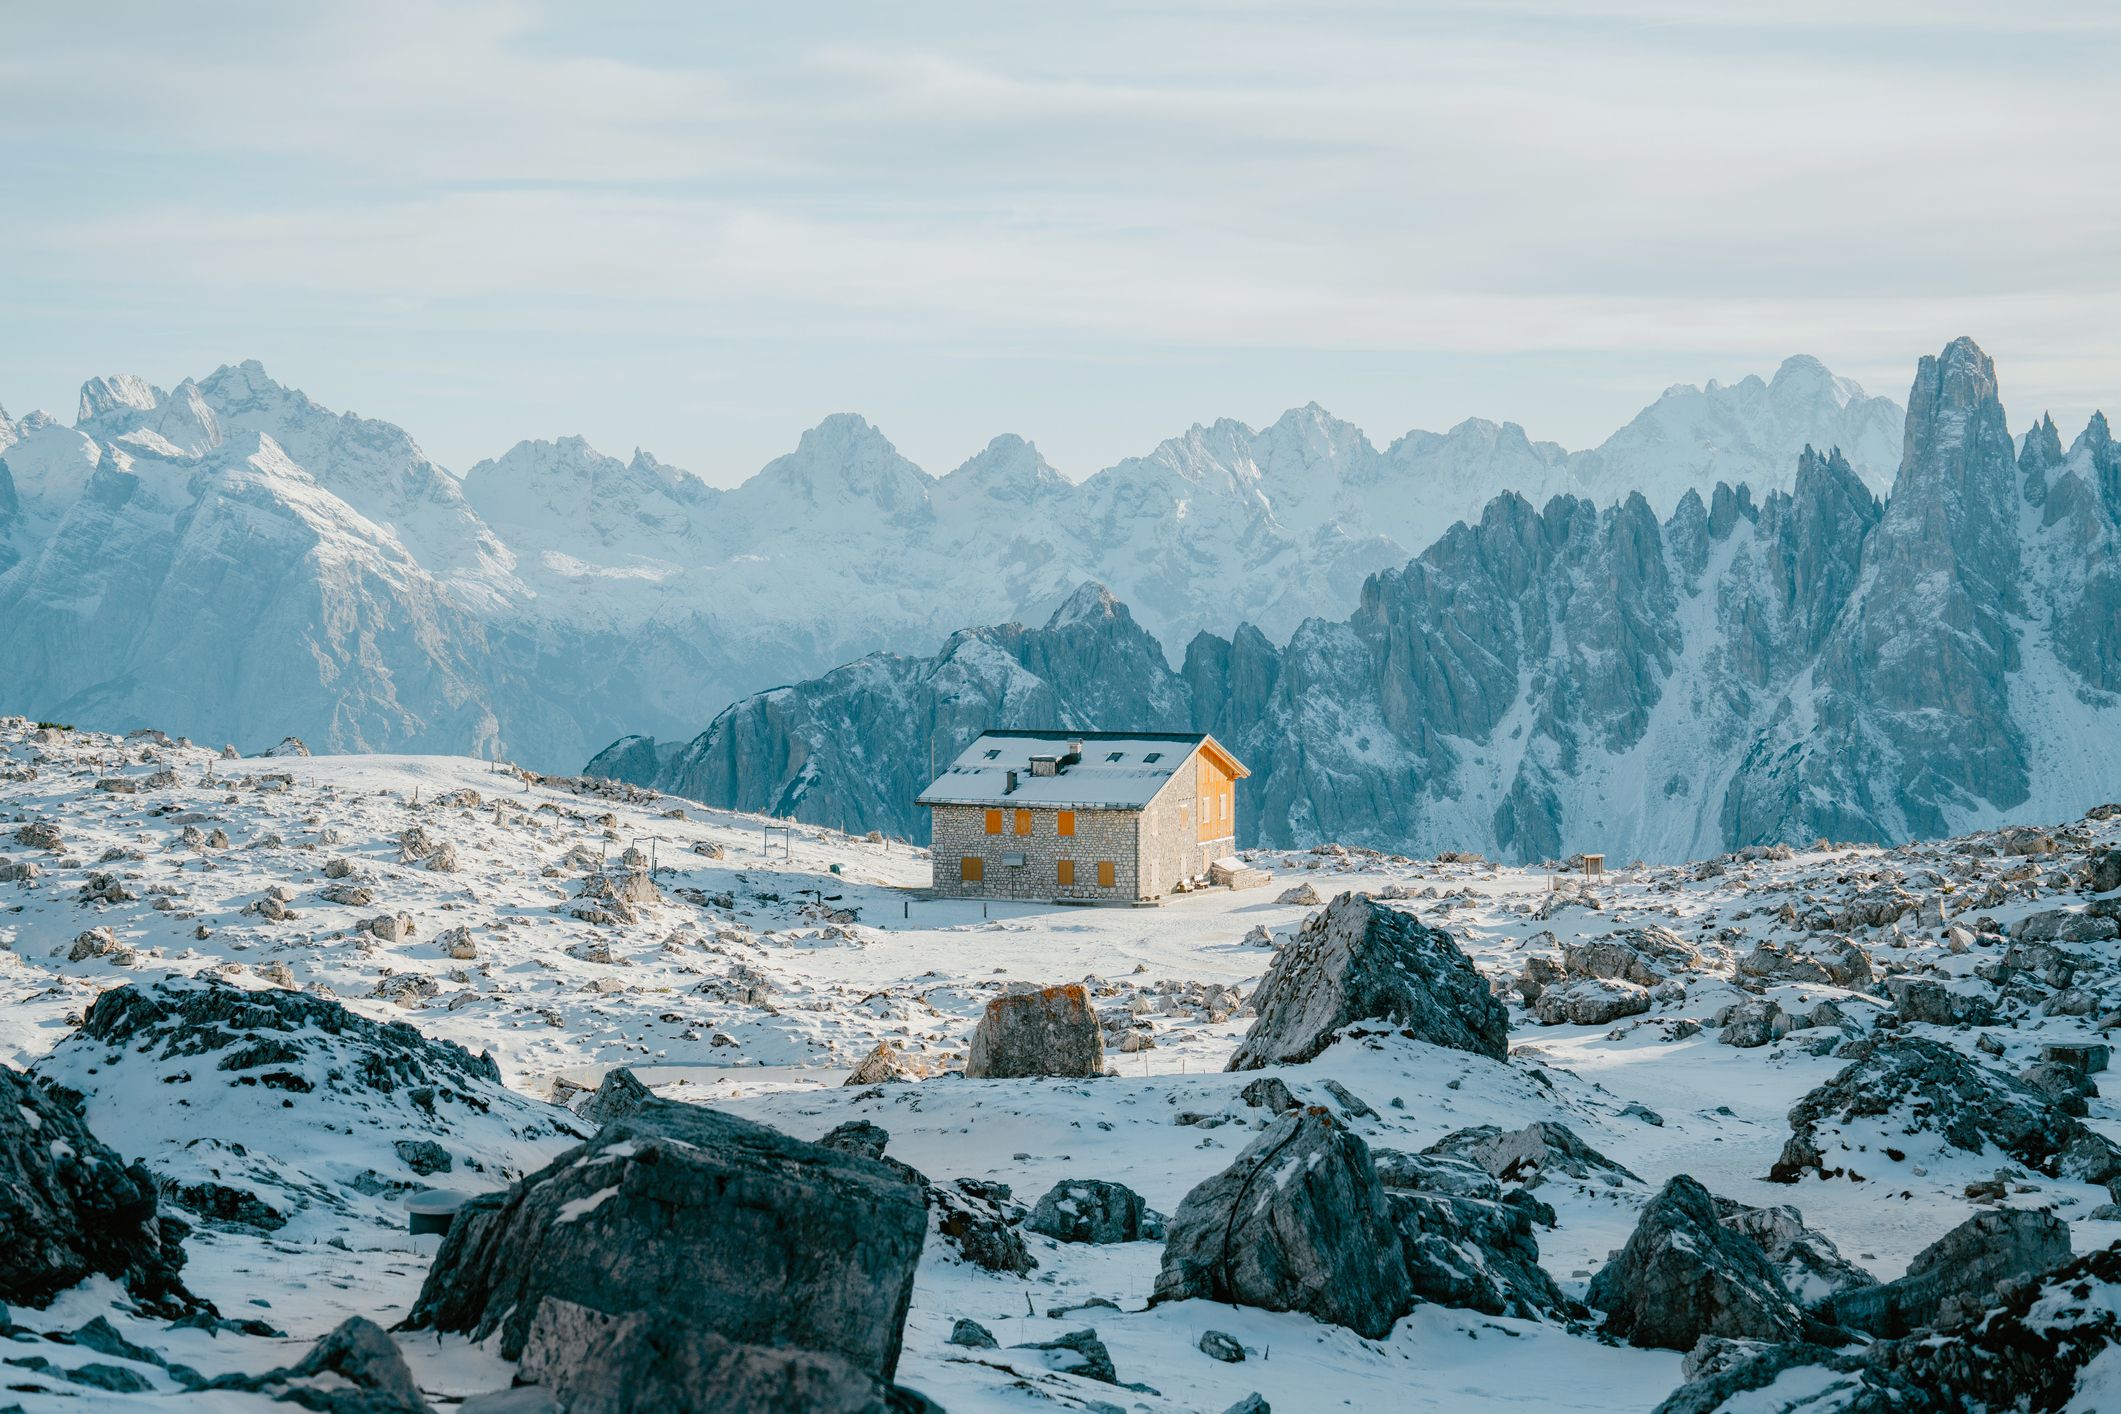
[915,729,1248,810]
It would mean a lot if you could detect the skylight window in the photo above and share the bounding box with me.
[1106,751,1126,762]
[982,749,1001,760]
[1143,752,1162,763]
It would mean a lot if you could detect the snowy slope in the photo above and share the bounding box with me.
[3,717,2119,1411]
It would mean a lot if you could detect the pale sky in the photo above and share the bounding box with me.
[3,1,2117,484]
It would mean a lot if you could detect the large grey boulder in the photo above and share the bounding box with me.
[0,1064,195,1314]
[1769,1037,2121,1187]
[1828,1208,2069,1337]
[1587,1174,1807,1350]
[964,984,1105,1079]
[403,1098,927,1382]
[1026,1178,1157,1244]
[1226,893,1506,1069]
[515,1297,900,1414]
[1151,1108,1411,1338]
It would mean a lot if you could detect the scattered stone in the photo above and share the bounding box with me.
[1277,881,1323,906]
[1198,1329,1245,1363]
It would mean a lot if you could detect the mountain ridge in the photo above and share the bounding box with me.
[588,339,2121,864]
[3,352,1903,773]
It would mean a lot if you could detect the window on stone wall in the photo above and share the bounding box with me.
[1097,860,1115,888]
[1057,859,1074,886]
[961,857,983,882]
[1014,809,1032,835]
[984,809,1002,834]
[1057,811,1075,836]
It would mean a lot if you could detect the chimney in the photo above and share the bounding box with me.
[1003,769,1019,795]
[1062,740,1084,768]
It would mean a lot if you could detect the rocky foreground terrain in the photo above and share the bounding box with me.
[4,716,2121,1411]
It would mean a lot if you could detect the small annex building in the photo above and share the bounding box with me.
[915,729,1250,903]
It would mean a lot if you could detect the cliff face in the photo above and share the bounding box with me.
[595,340,2121,862]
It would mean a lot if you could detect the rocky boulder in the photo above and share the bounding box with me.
[1226,894,1507,1069]
[1423,1120,1641,1190]
[1152,1108,1411,1339]
[1768,1037,2121,1187]
[1828,1208,2068,1337]
[1655,1247,2121,1414]
[929,1177,1036,1275]
[1713,1201,1876,1313]
[0,1064,195,1313]
[1371,1148,1569,1320]
[403,1098,928,1382]
[513,1297,906,1414]
[33,976,574,1237]
[964,984,1105,1079]
[199,1317,428,1412]
[1026,1178,1158,1244]
[1531,976,1650,1026]
[1587,1174,1807,1350]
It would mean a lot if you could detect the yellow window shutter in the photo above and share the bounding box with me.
[1057,810,1075,836]
[984,809,1002,834]
[1057,859,1074,886]
[1097,860,1115,888]
[961,856,983,881]
[1014,809,1032,835]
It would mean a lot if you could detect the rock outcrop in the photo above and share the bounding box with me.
[1226,894,1507,1068]
[1654,1246,2121,1414]
[1768,1037,2121,1187]
[0,1064,195,1313]
[31,976,575,1236]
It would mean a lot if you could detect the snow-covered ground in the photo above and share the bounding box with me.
[1,718,2116,1411]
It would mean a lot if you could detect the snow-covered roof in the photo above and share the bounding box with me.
[915,730,1246,810]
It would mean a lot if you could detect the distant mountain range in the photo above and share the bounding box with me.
[0,353,1902,772]
[591,339,2121,863]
